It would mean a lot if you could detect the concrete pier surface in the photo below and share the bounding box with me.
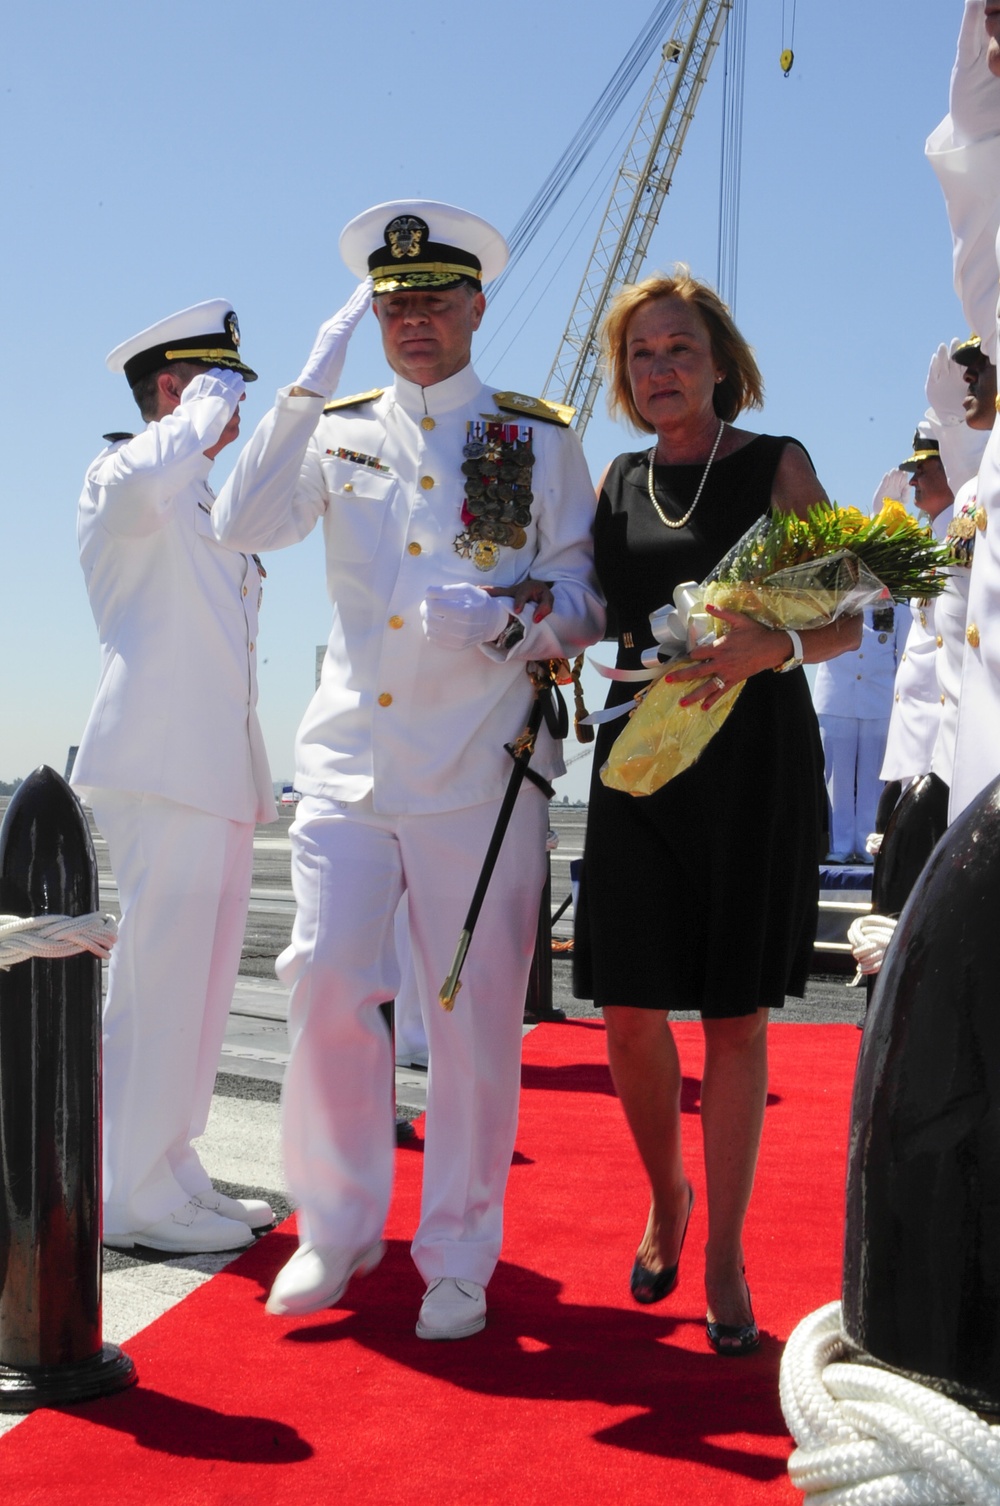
[0,800,863,1434]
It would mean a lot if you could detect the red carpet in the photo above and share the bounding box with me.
[1,1021,859,1504]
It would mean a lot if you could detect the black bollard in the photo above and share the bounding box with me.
[843,771,1000,1412]
[0,766,135,1409]
[871,772,950,922]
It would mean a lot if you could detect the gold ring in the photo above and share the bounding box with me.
[711,674,726,692]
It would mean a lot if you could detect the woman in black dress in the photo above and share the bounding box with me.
[574,270,860,1353]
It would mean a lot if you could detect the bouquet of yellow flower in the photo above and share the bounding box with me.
[601,500,949,798]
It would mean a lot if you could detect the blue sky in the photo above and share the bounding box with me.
[1,1,971,801]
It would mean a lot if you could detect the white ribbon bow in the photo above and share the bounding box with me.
[583,582,715,726]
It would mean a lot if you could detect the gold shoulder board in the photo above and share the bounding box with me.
[322,388,385,414]
[492,391,576,426]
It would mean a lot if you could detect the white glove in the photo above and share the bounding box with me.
[949,0,1000,145]
[178,367,246,447]
[294,278,373,398]
[420,583,512,651]
[869,468,911,515]
[925,340,968,427]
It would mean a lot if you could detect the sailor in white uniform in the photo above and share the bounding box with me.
[74,290,370,1254]
[814,604,903,862]
[926,0,1000,820]
[214,200,604,1339]
[879,433,955,793]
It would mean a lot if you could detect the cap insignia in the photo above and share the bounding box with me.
[385,215,428,261]
[225,311,241,347]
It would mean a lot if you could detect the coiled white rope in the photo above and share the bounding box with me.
[780,1302,1000,1504]
[0,913,117,970]
[848,913,898,977]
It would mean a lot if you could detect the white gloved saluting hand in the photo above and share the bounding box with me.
[421,583,514,651]
[926,338,990,492]
[179,367,246,448]
[949,0,1000,146]
[925,339,968,428]
[869,467,911,515]
[294,278,373,398]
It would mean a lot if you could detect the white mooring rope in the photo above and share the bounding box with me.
[780,1302,1000,1504]
[0,913,117,970]
[848,913,898,978]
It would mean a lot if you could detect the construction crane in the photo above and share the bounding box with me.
[543,0,733,436]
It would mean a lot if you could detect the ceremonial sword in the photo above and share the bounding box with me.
[438,660,568,1011]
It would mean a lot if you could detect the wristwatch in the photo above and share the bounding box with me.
[774,628,804,673]
[493,614,526,652]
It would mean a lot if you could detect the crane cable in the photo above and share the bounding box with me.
[486,0,685,307]
[780,0,797,75]
[716,0,747,312]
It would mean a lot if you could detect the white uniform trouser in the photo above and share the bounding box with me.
[392,895,428,1065]
[90,790,255,1235]
[818,714,890,857]
[279,787,547,1288]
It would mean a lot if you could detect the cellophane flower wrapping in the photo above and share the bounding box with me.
[601,501,949,798]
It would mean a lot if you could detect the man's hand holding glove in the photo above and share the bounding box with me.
[179,368,246,448]
[293,278,373,399]
[421,583,518,651]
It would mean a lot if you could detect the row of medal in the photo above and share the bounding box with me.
[453,419,536,572]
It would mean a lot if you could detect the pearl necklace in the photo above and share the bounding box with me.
[646,419,726,530]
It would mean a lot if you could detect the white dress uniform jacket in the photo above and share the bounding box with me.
[879,509,954,784]
[215,362,605,808]
[74,407,274,823]
[927,0,1000,819]
[812,608,903,720]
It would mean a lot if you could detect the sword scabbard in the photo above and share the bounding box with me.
[439,929,472,1011]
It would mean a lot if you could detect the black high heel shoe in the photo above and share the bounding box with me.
[629,1184,694,1305]
[706,1274,759,1355]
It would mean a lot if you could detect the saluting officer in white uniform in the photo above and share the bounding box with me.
[214,200,604,1339]
[74,290,370,1254]
[931,336,994,787]
[927,0,1000,821]
[880,432,955,791]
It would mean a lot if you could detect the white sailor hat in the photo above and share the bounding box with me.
[106,298,258,387]
[340,199,509,295]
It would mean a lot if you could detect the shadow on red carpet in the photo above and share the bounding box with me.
[0,1019,859,1505]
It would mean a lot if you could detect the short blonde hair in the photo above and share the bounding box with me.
[601,267,764,433]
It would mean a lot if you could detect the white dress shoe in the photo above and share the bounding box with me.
[416,1278,487,1340]
[192,1189,275,1230]
[265,1239,385,1317]
[105,1200,254,1254]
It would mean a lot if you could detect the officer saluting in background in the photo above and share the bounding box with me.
[215,200,604,1340]
[74,287,370,1255]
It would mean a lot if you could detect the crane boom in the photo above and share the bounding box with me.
[543,0,732,435]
